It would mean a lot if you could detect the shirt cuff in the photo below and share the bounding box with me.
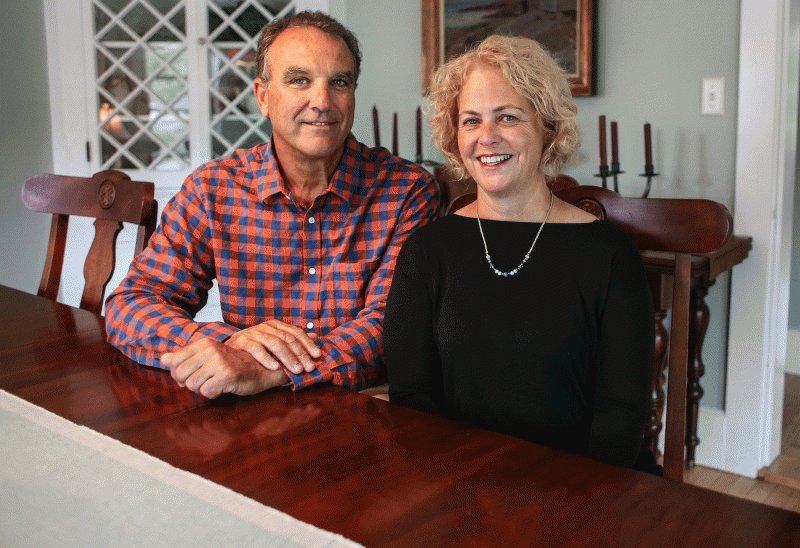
[186,322,240,345]
[283,341,339,390]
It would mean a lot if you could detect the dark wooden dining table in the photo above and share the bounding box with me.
[1,284,798,547]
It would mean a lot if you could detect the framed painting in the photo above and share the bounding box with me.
[422,0,596,96]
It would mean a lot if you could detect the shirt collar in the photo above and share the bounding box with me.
[256,134,366,207]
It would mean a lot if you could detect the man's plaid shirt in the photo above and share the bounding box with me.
[105,134,440,390]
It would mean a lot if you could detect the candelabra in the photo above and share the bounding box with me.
[596,117,658,198]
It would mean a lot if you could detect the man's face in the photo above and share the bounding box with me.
[254,26,356,168]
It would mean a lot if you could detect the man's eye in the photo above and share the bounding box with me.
[332,79,349,87]
[291,77,309,85]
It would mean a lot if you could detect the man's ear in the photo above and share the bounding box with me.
[253,78,269,118]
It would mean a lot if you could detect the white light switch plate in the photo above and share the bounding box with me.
[702,77,724,115]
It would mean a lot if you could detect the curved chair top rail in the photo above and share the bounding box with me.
[22,169,155,226]
[555,185,732,255]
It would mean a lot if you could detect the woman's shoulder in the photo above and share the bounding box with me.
[400,215,467,256]
[408,214,471,241]
[544,219,640,264]
[395,215,473,280]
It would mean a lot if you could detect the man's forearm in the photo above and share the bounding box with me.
[105,288,239,368]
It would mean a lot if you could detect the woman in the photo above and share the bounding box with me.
[384,35,656,470]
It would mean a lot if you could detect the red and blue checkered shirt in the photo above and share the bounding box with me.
[105,134,439,390]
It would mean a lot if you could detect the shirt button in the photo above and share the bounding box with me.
[309,267,316,275]
[308,216,316,224]
[306,322,314,330]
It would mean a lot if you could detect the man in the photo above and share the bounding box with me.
[105,11,439,398]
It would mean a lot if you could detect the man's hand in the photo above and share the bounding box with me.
[224,320,322,375]
[162,338,290,398]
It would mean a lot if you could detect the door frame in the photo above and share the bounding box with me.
[708,0,799,476]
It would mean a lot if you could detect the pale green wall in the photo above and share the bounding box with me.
[0,0,53,293]
[0,0,742,409]
[346,0,740,409]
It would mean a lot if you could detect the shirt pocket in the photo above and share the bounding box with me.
[327,262,370,321]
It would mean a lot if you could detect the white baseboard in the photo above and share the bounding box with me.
[654,405,731,474]
[694,407,729,473]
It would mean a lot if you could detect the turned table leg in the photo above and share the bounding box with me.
[646,308,669,457]
[686,285,710,468]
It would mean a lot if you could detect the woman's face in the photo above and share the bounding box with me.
[457,64,546,199]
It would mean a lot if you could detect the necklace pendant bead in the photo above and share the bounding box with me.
[476,189,553,278]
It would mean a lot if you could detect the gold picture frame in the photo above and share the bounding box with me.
[422,0,596,96]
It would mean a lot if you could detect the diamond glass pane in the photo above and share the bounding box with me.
[151,111,188,146]
[98,70,127,102]
[98,47,127,73]
[170,52,189,77]
[122,3,159,37]
[98,23,136,42]
[93,0,190,171]
[94,8,111,31]
[235,4,272,38]
[169,9,186,34]
[154,153,187,171]
[211,135,228,159]
[240,121,272,149]
[259,0,292,15]
[213,118,248,143]
[149,24,181,44]
[128,134,161,164]
[101,135,138,170]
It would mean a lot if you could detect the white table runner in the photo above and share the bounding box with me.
[0,390,364,548]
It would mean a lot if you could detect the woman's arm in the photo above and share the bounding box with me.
[588,233,655,468]
[384,235,444,415]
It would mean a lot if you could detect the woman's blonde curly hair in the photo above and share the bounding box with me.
[429,35,581,181]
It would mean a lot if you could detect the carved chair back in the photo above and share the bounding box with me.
[22,170,157,315]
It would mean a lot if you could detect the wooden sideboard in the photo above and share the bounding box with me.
[643,235,752,466]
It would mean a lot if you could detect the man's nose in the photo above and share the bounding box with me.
[309,81,330,111]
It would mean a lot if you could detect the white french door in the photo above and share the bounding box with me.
[44,0,328,311]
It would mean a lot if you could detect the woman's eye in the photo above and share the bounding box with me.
[461,118,478,126]
[501,114,518,122]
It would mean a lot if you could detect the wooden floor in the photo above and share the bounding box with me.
[681,373,800,514]
[684,464,800,514]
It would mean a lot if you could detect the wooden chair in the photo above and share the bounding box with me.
[554,185,733,482]
[22,170,157,315]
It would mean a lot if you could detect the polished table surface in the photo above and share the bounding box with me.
[1,285,798,547]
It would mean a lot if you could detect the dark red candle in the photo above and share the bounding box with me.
[599,115,607,166]
[611,121,619,164]
[372,105,380,147]
[644,122,652,166]
[416,107,422,160]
